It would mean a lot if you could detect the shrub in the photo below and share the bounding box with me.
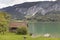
[0,11,11,34]
[0,24,7,34]
[16,26,27,35]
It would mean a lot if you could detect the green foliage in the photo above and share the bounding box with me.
[0,34,60,40]
[0,11,11,34]
[16,26,27,35]
[0,24,6,34]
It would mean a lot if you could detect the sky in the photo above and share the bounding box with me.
[0,0,56,8]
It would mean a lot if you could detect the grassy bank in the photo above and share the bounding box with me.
[0,33,60,40]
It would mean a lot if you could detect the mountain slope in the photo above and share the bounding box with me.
[0,1,60,20]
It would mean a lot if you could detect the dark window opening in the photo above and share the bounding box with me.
[9,27,17,32]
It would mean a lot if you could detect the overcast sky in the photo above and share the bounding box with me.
[0,0,56,8]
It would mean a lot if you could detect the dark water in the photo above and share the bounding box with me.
[28,22,60,36]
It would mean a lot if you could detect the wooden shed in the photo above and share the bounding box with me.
[9,21,28,32]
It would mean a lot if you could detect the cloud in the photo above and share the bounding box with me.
[0,3,8,8]
[0,2,13,8]
[12,0,26,5]
[0,0,56,8]
[13,0,56,4]
[0,0,13,4]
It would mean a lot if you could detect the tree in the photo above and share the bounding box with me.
[0,11,11,34]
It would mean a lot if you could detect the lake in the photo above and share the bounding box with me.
[28,22,60,37]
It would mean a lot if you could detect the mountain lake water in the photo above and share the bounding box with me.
[28,22,60,37]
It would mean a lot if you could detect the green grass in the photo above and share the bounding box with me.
[0,33,60,40]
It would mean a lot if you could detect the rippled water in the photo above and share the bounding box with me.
[28,22,60,36]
